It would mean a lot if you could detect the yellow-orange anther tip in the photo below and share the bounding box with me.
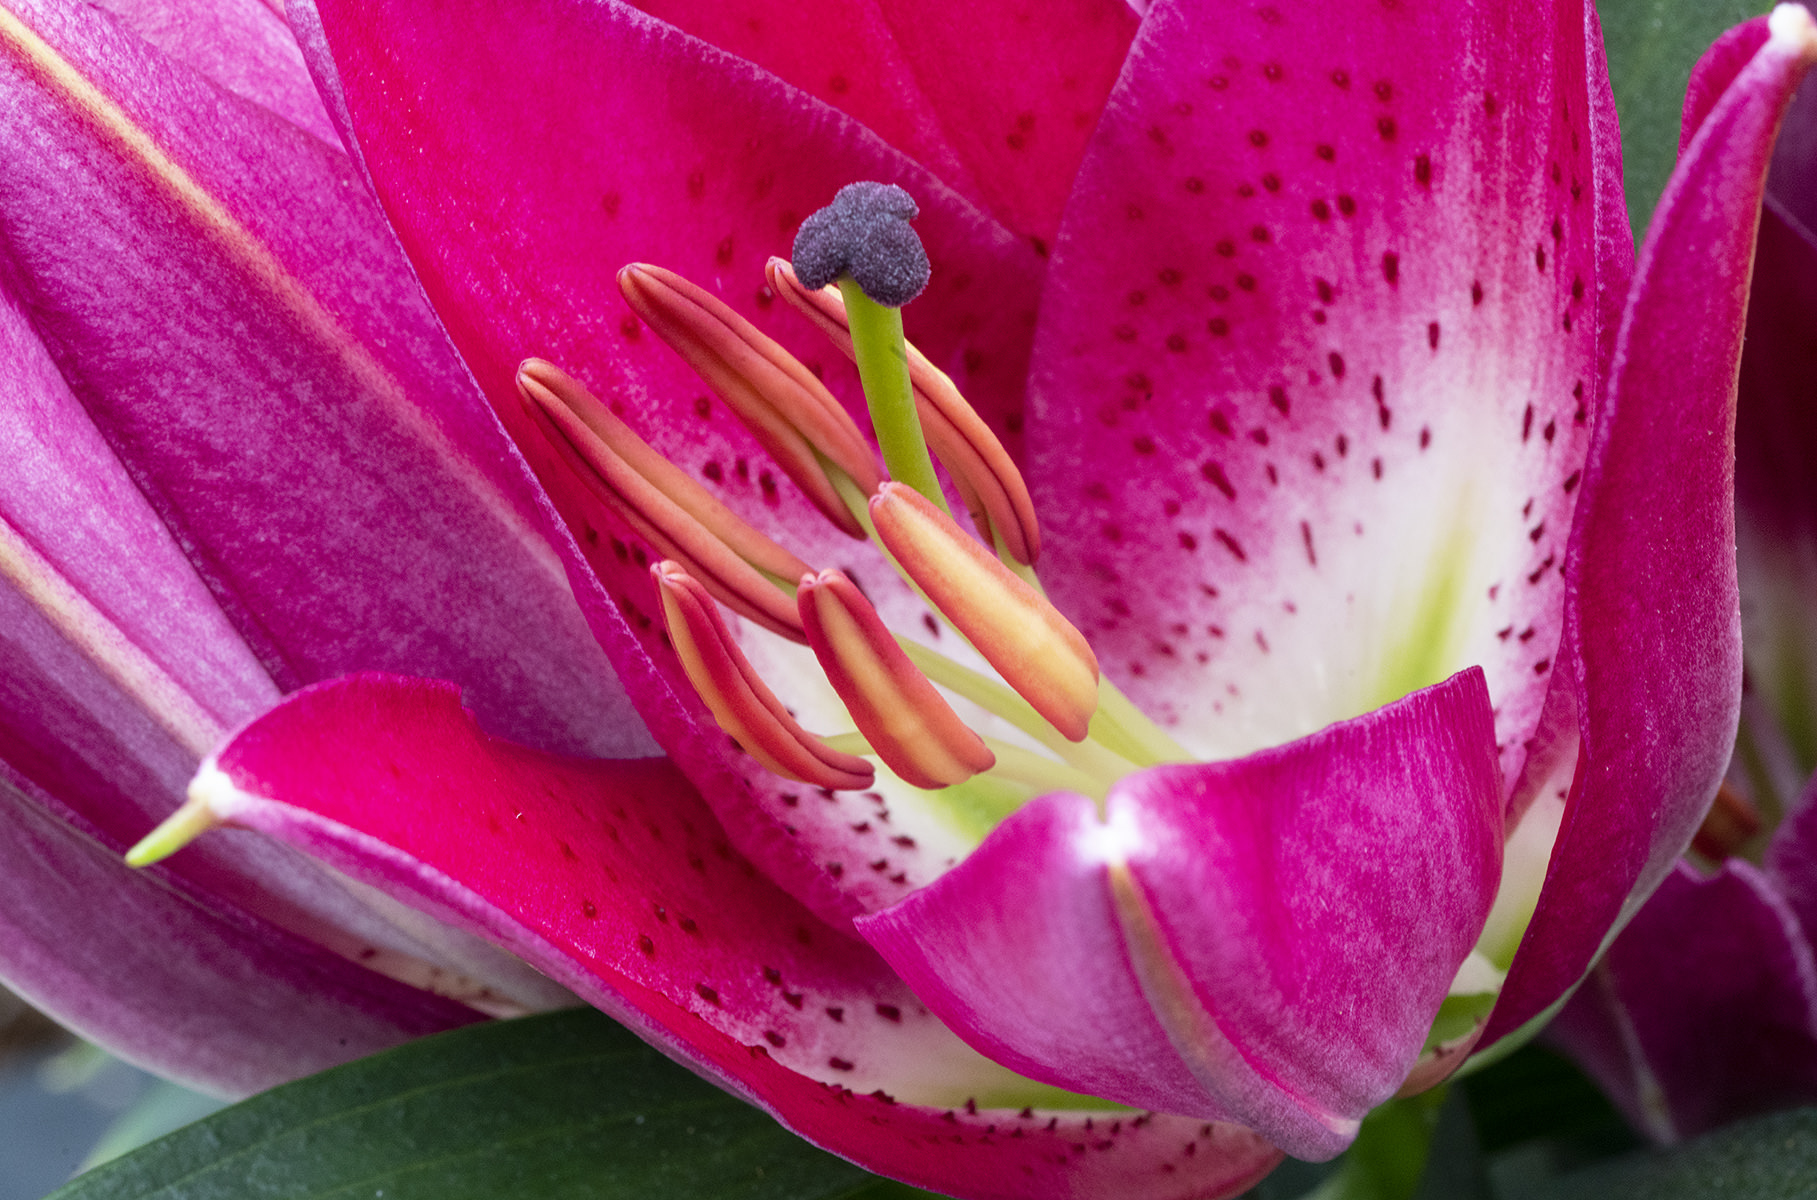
[871,483,1098,741]
[798,569,994,790]
[654,561,873,790]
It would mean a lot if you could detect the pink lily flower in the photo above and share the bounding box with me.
[3,0,1812,1195]
[1550,22,1817,1145]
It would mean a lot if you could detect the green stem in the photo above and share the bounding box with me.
[838,277,948,512]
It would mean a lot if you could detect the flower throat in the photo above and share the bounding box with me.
[523,181,1187,813]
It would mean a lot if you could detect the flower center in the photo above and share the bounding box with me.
[523,182,1189,814]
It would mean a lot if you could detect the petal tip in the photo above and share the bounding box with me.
[1769,3,1817,59]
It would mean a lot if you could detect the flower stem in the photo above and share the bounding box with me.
[837,277,947,513]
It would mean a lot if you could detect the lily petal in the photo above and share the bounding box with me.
[1484,9,1814,1046]
[88,0,340,144]
[616,0,1138,243]
[0,0,645,757]
[0,769,482,1098]
[1547,859,1817,1143]
[1026,0,1623,808]
[291,0,1047,923]
[0,0,640,1084]
[194,673,1283,1200]
[857,668,1502,1161]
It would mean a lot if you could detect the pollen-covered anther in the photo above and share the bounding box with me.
[767,258,1041,564]
[618,264,882,536]
[653,561,874,790]
[798,569,995,790]
[517,359,808,642]
[869,483,1099,741]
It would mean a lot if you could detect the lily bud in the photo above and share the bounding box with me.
[653,562,874,791]
[619,263,882,536]
[518,359,808,641]
[767,258,1041,564]
[869,483,1098,741]
[798,569,995,790]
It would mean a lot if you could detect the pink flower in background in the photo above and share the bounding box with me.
[0,0,1811,1195]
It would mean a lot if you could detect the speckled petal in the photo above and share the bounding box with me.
[195,674,1283,1200]
[859,669,1502,1161]
[1026,0,1625,807]
[1482,10,1813,1046]
[615,0,1138,243]
[292,0,1045,924]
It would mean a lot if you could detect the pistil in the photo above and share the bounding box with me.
[791,182,948,512]
[767,258,1040,565]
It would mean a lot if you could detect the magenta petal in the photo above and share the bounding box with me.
[1026,0,1626,799]
[292,0,1045,921]
[858,669,1502,1161]
[1483,18,1814,1046]
[199,674,1282,1200]
[0,770,478,1099]
[87,0,340,144]
[621,0,1137,242]
[1548,861,1817,1142]
[0,0,645,757]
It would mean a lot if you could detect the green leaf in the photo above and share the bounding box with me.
[1596,0,1770,235]
[1535,1107,1817,1199]
[48,1009,878,1200]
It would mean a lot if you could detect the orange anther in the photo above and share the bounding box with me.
[653,562,873,790]
[869,483,1097,741]
[519,359,807,641]
[767,258,1041,563]
[620,264,883,535]
[799,570,994,789]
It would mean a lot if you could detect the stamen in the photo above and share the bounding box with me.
[870,483,1099,741]
[518,359,809,641]
[653,561,874,790]
[768,258,1041,564]
[798,569,995,789]
[618,264,882,536]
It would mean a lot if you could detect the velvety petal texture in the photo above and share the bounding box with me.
[0,769,483,1097]
[1484,8,1813,1047]
[292,0,1054,924]
[1027,0,1625,804]
[0,0,649,1091]
[87,0,340,144]
[858,669,1501,1161]
[194,675,1283,1200]
[620,0,1137,244]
